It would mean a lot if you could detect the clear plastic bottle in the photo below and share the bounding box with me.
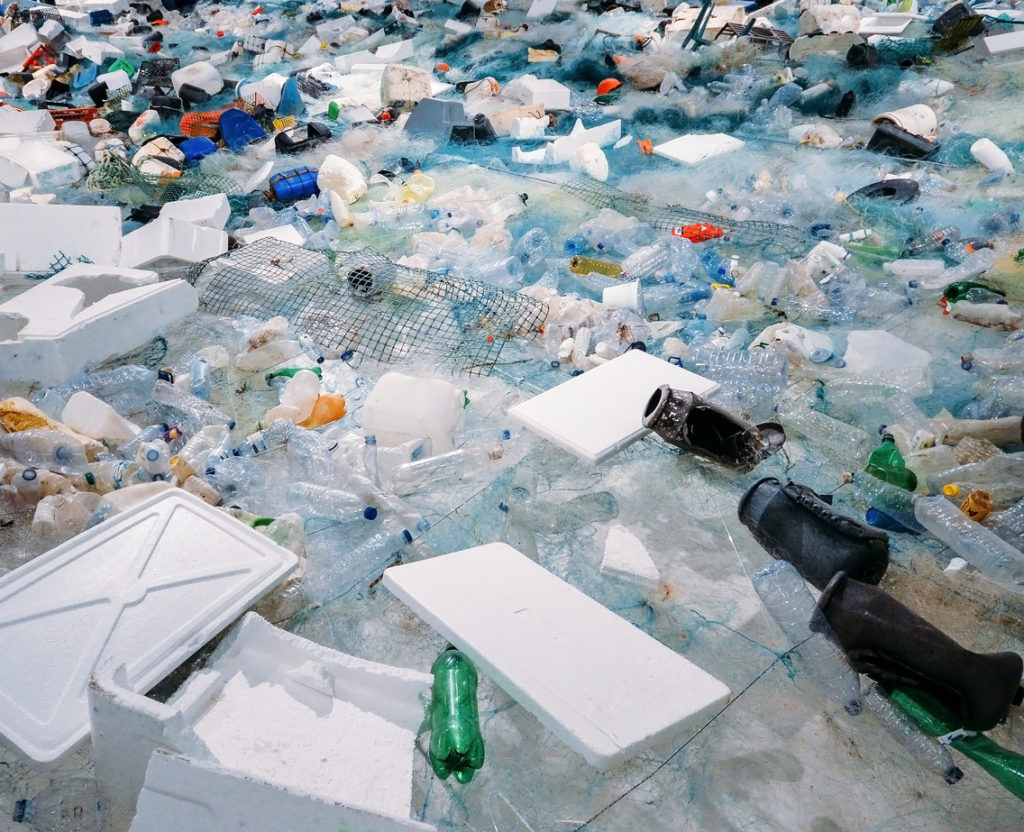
[152,380,235,431]
[298,333,326,365]
[852,473,924,532]
[913,495,1024,585]
[116,423,172,461]
[32,365,158,417]
[32,491,107,543]
[925,454,1024,507]
[937,247,997,284]
[959,344,1024,376]
[285,482,377,522]
[987,498,1024,551]
[307,525,413,600]
[620,242,670,279]
[513,227,552,272]
[863,684,963,784]
[388,446,502,496]
[0,429,88,474]
[171,424,231,480]
[189,357,212,400]
[775,403,873,466]
[903,226,960,256]
[363,434,381,488]
[227,419,296,458]
[751,560,863,715]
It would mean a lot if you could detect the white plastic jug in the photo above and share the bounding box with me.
[361,372,465,455]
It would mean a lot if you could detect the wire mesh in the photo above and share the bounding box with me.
[187,240,549,375]
[134,58,180,94]
[86,152,244,205]
[558,178,812,257]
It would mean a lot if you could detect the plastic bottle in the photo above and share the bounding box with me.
[913,495,1024,586]
[883,259,946,279]
[429,647,485,784]
[285,482,377,522]
[925,454,1024,507]
[903,226,960,256]
[775,403,873,467]
[308,525,413,600]
[852,473,924,533]
[499,458,539,562]
[937,247,997,284]
[942,281,1006,306]
[117,423,177,462]
[987,499,1024,551]
[959,344,1024,377]
[863,685,963,785]
[298,333,326,365]
[563,233,588,255]
[81,458,127,493]
[513,227,552,272]
[620,242,669,279]
[700,248,733,282]
[388,446,502,496]
[890,686,1024,801]
[363,434,381,488]
[0,429,88,474]
[569,255,623,277]
[171,424,231,480]
[751,560,863,715]
[865,434,918,491]
[188,357,212,400]
[32,365,157,417]
[152,380,235,431]
[32,491,107,542]
[227,419,296,458]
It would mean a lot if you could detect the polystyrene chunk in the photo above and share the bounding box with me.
[0,491,297,766]
[91,613,432,828]
[985,29,1024,54]
[508,349,719,465]
[0,264,197,385]
[601,524,662,590]
[120,218,229,269]
[383,543,731,769]
[509,75,571,110]
[0,203,121,272]
[0,139,83,190]
[653,133,745,165]
[158,194,232,230]
[842,330,932,375]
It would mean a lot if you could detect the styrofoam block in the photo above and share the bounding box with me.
[130,751,436,832]
[514,75,571,110]
[545,118,621,164]
[120,217,228,269]
[91,613,432,828]
[0,22,39,71]
[63,34,124,64]
[0,203,121,272]
[508,349,719,465]
[0,139,83,190]
[239,225,308,246]
[0,491,297,766]
[601,524,662,590]
[0,107,56,136]
[158,194,232,230]
[985,29,1024,54]
[0,263,197,385]
[653,133,745,165]
[374,38,416,61]
[841,329,931,375]
[384,543,731,769]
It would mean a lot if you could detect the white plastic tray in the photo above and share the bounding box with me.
[508,349,718,464]
[0,490,297,766]
[383,543,731,769]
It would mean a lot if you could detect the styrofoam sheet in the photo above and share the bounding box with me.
[652,133,745,165]
[0,490,297,766]
[383,543,731,769]
[985,29,1024,54]
[0,203,121,272]
[130,750,436,832]
[507,349,718,464]
[858,13,913,35]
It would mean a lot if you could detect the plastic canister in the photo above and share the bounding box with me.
[269,167,319,202]
[360,372,466,454]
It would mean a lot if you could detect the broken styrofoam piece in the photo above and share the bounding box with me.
[91,612,433,827]
[841,330,932,375]
[652,133,745,166]
[985,29,1024,55]
[0,491,297,766]
[61,391,141,443]
[547,118,621,163]
[238,225,308,246]
[130,750,436,832]
[0,263,197,385]
[508,349,719,465]
[170,60,224,97]
[570,142,610,181]
[601,524,662,590]
[158,194,232,230]
[334,38,417,71]
[384,543,731,769]
[0,107,56,136]
[0,138,84,190]
[0,22,40,72]
[506,74,571,110]
[120,218,229,270]
[0,203,121,273]
[858,13,913,35]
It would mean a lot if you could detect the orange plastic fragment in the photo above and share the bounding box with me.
[637,139,654,155]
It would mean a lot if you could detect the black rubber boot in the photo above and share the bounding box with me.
[818,572,1024,732]
[642,386,786,473]
[738,477,890,589]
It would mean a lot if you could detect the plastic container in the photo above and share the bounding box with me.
[218,109,267,152]
[269,167,319,202]
[361,373,466,455]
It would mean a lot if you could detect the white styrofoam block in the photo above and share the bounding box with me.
[130,750,436,832]
[0,264,197,385]
[383,543,731,769]
[158,194,231,230]
[0,22,39,72]
[516,75,571,110]
[0,491,297,766]
[0,107,56,136]
[546,118,621,164]
[858,13,913,35]
[508,349,719,465]
[91,612,433,829]
[63,34,124,64]
[239,225,308,246]
[653,133,745,166]
[841,329,931,375]
[0,138,83,190]
[120,218,229,269]
[601,524,662,590]
[985,29,1024,54]
[374,38,416,62]
[0,203,121,272]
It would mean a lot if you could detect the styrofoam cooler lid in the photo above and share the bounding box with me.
[0,490,298,765]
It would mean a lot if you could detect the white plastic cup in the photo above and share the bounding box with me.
[872,104,938,138]
[970,138,1014,174]
[602,279,643,313]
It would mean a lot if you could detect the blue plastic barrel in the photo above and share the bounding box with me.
[269,167,319,202]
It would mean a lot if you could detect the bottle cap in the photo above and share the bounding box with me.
[942,484,960,497]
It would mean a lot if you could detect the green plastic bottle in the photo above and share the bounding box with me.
[429,647,485,784]
[941,281,1007,305]
[865,433,918,492]
[890,686,1024,801]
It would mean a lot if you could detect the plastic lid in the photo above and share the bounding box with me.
[943,484,960,497]
[401,529,413,544]
[363,506,378,520]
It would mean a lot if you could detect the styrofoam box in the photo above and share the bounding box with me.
[0,264,197,386]
[0,203,121,273]
[0,490,297,766]
[508,348,719,464]
[0,138,83,190]
[985,29,1024,54]
[517,76,571,110]
[120,217,229,270]
[91,613,435,831]
[384,543,731,769]
[653,133,745,166]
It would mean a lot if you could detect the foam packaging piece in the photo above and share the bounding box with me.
[0,203,121,273]
[0,264,197,385]
[0,491,297,766]
[0,139,84,190]
[601,524,662,590]
[120,217,229,269]
[985,29,1024,54]
[383,543,731,769]
[158,194,232,230]
[653,133,745,165]
[89,613,433,830]
[508,349,719,464]
[509,75,571,110]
